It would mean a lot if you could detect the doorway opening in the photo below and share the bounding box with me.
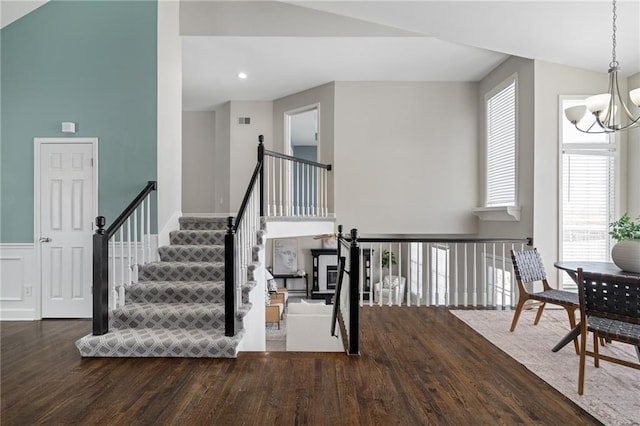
[285,105,319,215]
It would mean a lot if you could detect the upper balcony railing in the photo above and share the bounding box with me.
[262,142,332,218]
[334,229,532,354]
[225,136,334,336]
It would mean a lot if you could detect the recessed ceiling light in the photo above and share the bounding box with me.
[237,72,248,79]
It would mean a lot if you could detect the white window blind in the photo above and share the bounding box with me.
[560,98,615,289]
[486,79,516,206]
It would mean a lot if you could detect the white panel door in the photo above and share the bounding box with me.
[40,143,94,318]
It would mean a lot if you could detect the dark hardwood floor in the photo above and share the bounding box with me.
[1,307,600,425]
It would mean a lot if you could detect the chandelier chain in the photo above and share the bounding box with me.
[611,0,618,67]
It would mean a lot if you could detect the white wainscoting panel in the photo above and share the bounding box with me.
[0,244,37,320]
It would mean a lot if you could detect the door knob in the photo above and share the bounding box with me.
[39,237,52,243]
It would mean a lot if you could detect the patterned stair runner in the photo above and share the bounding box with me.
[76,216,256,358]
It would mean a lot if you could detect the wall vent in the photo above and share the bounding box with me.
[238,117,251,125]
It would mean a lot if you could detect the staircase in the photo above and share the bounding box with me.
[76,216,260,358]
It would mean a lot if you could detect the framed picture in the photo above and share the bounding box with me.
[273,238,298,274]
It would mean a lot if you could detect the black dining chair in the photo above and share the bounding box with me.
[510,249,580,354]
[576,268,640,395]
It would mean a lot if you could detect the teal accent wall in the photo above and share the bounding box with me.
[1,0,157,243]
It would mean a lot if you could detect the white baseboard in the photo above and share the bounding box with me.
[0,309,38,321]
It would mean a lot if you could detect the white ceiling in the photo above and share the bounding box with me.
[182,0,640,111]
[3,1,639,112]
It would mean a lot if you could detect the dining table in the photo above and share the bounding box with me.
[553,261,640,358]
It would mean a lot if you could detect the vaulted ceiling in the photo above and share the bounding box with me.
[3,0,639,111]
[181,0,640,110]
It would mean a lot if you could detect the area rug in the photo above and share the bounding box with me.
[450,309,640,426]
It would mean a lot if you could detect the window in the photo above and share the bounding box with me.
[559,97,616,289]
[486,76,517,206]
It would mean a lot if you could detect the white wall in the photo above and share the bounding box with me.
[273,83,336,212]
[533,61,616,288]
[214,103,231,213]
[333,81,479,235]
[182,111,216,213]
[229,101,274,212]
[477,57,535,240]
[157,1,182,246]
[627,72,640,218]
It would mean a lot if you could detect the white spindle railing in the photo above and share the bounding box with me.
[106,190,155,310]
[233,182,261,311]
[351,238,530,308]
[263,151,331,219]
[93,181,157,335]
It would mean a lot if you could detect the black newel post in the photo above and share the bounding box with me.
[93,216,109,335]
[349,228,360,355]
[257,135,265,217]
[225,216,237,336]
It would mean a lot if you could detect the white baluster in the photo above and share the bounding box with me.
[133,208,138,281]
[359,247,364,306]
[119,228,125,306]
[424,243,430,307]
[140,201,146,264]
[127,217,132,287]
[490,243,496,307]
[473,243,477,307]
[279,158,283,216]
[271,157,276,216]
[322,169,329,216]
[452,243,457,307]
[111,237,116,309]
[463,244,468,307]
[145,196,151,261]
[296,162,301,216]
[501,243,506,308]
[311,165,316,216]
[305,164,310,216]
[435,244,440,305]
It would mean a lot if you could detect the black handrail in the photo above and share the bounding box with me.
[93,181,157,336]
[350,236,532,245]
[105,181,157,238]
[264,148,332,170]
[232,161,263,234]
[226,136,265,335]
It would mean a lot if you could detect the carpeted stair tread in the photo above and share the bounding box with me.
[158,245,224,262]
[179,216,228,230]
[75,328,244,358]
[170,230,225,246]
[138,261,224,282]
[125,281,225,304]
[75,214,261,359]
[110,302,230,330]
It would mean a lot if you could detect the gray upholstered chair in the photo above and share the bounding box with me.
[576,268,640,395]
[510,249,580,353]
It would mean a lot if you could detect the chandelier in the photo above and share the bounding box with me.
[564,0,640,133]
